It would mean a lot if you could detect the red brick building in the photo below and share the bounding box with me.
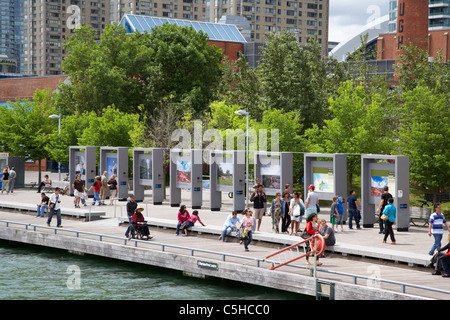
[377,0,449,62]
[0,75,67,103]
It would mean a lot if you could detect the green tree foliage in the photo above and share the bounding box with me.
[397,85,450,203]
[0,89,57,181]
[58,23,224,118]
[304,80,396,188]
[46,106,139,165]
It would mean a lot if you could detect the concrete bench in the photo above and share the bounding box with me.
[117,216,431,267]
[0,201,105,222]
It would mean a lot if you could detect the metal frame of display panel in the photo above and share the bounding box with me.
[210,150,246,212]
[99,147,129,200]
[132,148,164,204]
[304,153,348,219]
[170,149,203,209]
[69,146,97,196]
[361,155,410,231]
[254,152,293,196]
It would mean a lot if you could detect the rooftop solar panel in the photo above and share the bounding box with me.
[121,15,246,43]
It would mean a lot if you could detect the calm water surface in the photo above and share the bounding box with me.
[0,240,309,300]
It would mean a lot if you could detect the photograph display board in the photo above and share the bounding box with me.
[170,149,203,209]
[361,155,409,231]
[254,152,293,196]
[304,153,348,219]
[100,147,129,200]
[132,148,164,204]
[69,146,97,196]
[210,150,245,212]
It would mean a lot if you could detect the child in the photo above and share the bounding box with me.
[330,196,339,232]
[337,196,344,232]
[182,210,205,236]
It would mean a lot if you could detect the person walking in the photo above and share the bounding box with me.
[125,195,137,238]
[219,211,241,241]
[270,192,282,233]
[7,166,16,193]
[72,174,85,208]
[47,187,62,228]
[382,198,396,245]
[337,196,344,232]
[175,204,190,236]
[305,185,319,218]
[376,186,392,234]
[88,176,102,206]
[428,203,450,255]
[107,174,118,205]
[250,184,266,232]
[347,190,361,229]
[281,191,291,234]
[241,209,254,252]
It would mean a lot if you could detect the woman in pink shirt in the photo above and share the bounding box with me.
[176,205,190,236]
[181,210,205,236]
[241,209,254,252]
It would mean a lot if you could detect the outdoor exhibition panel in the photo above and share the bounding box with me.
[170,149,203,209]
[210,150,246,212]
[0,153,25,189]
[254,151,293,196]
[361,155,410,231]
[69,146,97,196]
[132,148,164,204]
[99,147,129,200]
[304,153,348,219]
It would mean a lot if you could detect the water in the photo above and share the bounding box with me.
[0,240,309,300]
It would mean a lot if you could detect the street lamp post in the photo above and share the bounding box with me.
[49,114,61,181]
[234,110,249,208]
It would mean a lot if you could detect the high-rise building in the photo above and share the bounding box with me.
[22,0,111,76]
[21,0,329,75]
[0,0,23,73]
[112,0,329,55]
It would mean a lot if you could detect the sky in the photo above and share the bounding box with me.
[329,0,390,43]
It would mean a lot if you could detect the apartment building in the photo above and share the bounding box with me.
[0,0,23,73]
[21,0,328,75]
[113,0,329,55]
[22,0,111,76]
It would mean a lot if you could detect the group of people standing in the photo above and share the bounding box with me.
[0,166,16,194]
[72,171,118,207]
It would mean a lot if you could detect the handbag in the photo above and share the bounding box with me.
[316,204,320,213]
[380,213,388,221]
[238,226,249,240]
[300,228,311,240]
[293,203,301,217]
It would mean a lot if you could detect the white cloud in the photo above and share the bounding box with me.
[329,0,389,42]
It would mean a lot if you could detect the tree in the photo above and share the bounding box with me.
[304,80,396,188]
[0,89,57,182]
[58,23,224,119]
[395,42,450,100]
[397,85,450,204]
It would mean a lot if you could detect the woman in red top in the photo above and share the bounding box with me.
[131,206,152,240]
[176,205,190,236]
[304,213,322,266]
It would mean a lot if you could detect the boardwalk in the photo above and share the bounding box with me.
[0,187,449,300]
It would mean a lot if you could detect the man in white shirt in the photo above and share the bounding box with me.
[305,184,319,218]
[47,188,63,228]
